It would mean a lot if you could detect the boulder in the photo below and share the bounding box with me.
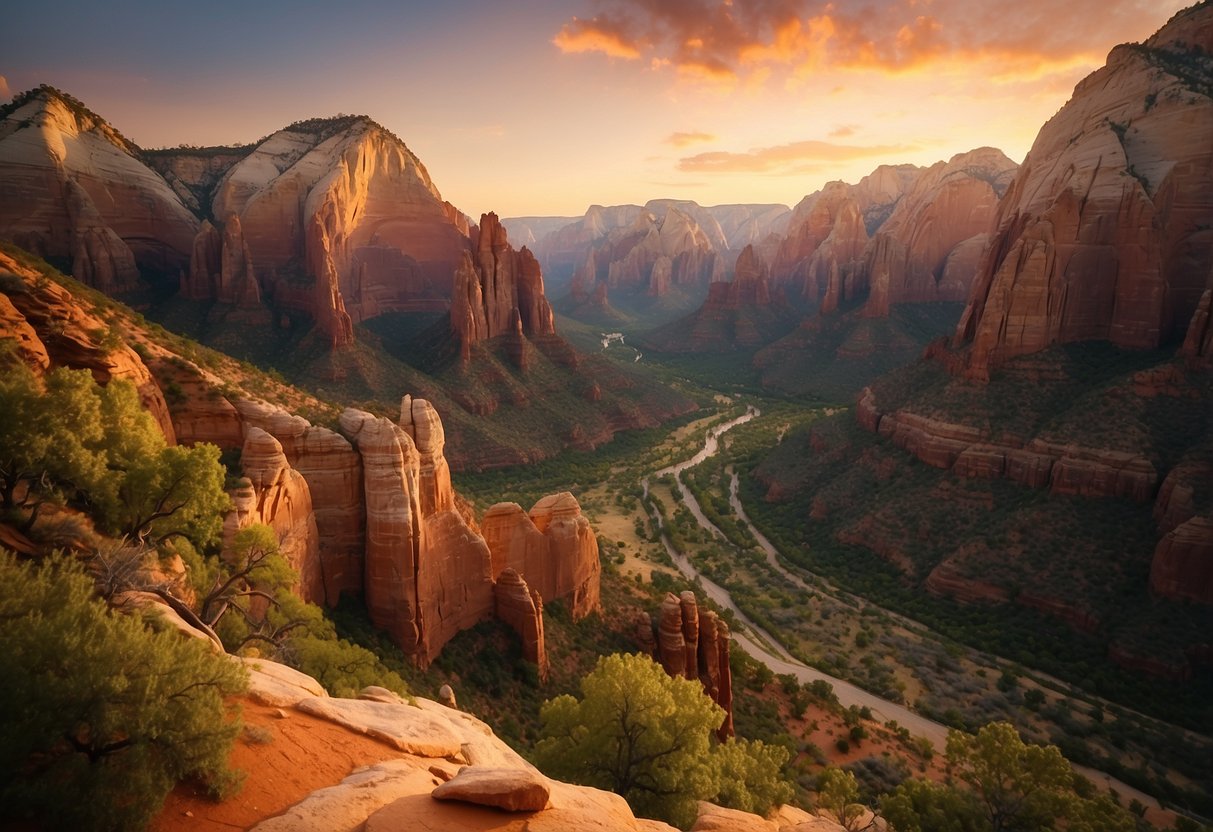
[430,766,551,812]
[243,657,329,708]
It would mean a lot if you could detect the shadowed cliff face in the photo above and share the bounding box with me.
[955,2,1213,381]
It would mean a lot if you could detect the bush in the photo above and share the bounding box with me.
[0,551,247,830]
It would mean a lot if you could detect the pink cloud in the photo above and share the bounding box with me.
[679,138,918,173]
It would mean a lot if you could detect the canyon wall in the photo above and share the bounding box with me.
[955,4,1213,380]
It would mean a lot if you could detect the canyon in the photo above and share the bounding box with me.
[0,245,600,669]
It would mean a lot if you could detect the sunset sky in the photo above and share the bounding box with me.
[1,0,1187,218]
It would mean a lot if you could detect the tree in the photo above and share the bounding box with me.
[0,550,246,831]
[0,363,107,522]
[880,722,1139,832]
[536,653,723,828]
[945,721,1073,832]
[712,737,793,818]
[91,378,229,547]
[817,766,876,831]
[0,363,229,548]
[881,777,985,832]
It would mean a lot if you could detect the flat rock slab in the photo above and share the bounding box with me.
[431,766,550,812]
[250,759,437,832]
[296,697,463,758]
[243,657,328,707]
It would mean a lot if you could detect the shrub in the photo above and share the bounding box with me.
[0,551,247,830]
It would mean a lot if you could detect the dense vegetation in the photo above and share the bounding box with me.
[0,551,246,831]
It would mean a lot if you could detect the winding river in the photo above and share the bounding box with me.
[640,405,1166,811]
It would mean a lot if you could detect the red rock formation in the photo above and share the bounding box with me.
[0,87,198,286]
[679,590,700,680]
[481,492,602,620]
[241,427,323,603]
[211,116,470,325]
[651,592,734,738]
[861,148,1016,317]
[217,214,262,307]
[1150,516,1213,604]
[306,211,356,349]
[494,567,550,681]
[235,400,367,604]
[398,395,453,516]
[339,406,498,666]
[1181,288,1213,368]
[859,385,1160,501]
[184,221,222,301]
[957,6,1213,380]
[449,213,556,361]
[773,165,922,299]
[656,593,687,678]
[0,250,175,443]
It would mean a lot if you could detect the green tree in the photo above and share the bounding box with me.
[536,653,723,828]
[945,721,1073,832]
[92,379,229,547]
[817,766,874,831]
[0,363,229,548]
[881,778,984,832]
[878,722,1139,832]
[0,550,246,831]
[712,737,794,817]
[0,363,107,521]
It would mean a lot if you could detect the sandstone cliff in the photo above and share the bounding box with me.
[642,246,800,353]
[862,148,1018,317]
[210,115,470,333]
[772,165,922,300]
[956,4,1213,379]
[0,87,199,290]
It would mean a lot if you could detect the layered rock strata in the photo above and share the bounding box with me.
[0,250,176,442]
[857,387,1159,501]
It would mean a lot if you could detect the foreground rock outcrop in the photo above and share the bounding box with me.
[156,657,840,832]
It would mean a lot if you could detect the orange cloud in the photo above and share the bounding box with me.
[553,16,641,59]
[829,124,857,138]
[679,138,918,173]
[665,131,717,147]
[553,0,1173,86]
[0,76,9,101]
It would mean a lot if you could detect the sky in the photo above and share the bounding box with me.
[1,0,1188,218]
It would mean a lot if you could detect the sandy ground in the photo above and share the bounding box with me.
[151,700,403,832]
